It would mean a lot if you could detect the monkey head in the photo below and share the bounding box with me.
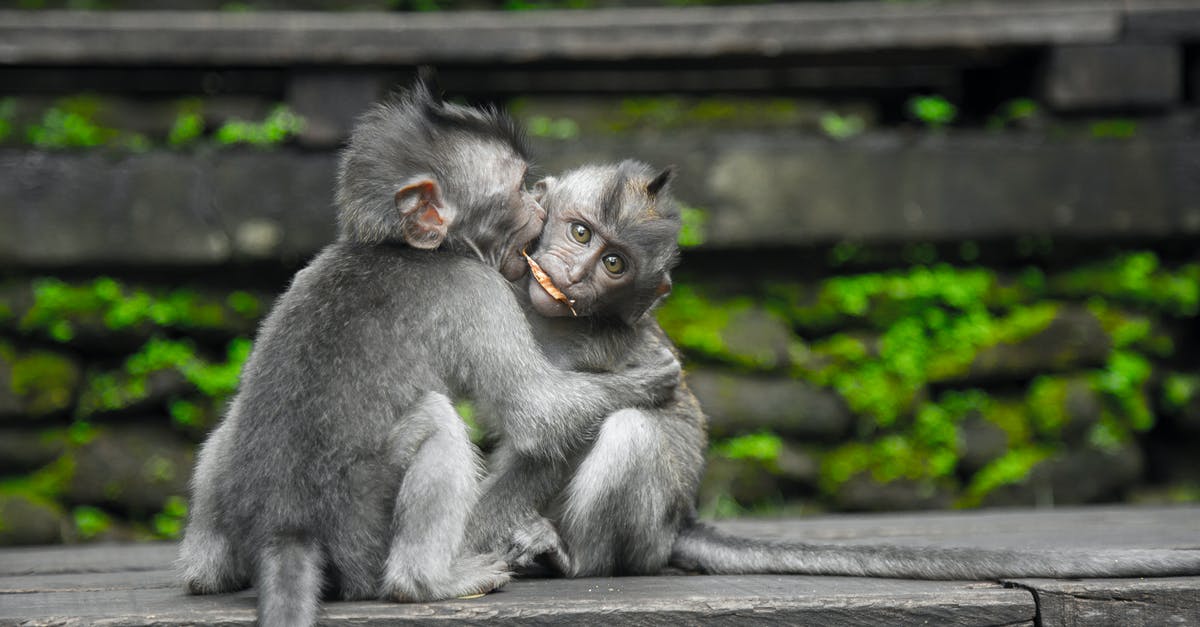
[526,161,680,325]
[335,80,545,281]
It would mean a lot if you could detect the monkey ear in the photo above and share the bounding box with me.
[532,176,556,203]
[394,179,448,250]
[646,166,676,197]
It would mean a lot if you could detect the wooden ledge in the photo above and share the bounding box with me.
[1,505,1196,625]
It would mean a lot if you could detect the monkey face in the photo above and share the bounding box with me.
[526,162,681,324]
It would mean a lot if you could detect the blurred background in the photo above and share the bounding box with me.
[1,0,1198,546]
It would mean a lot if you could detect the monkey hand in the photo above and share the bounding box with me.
[622,344,682,407]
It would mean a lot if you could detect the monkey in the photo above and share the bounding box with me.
[176,84,681,627]
[467,160,1200,581]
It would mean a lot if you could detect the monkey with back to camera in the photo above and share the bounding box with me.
[469,160,1200,581]
[176,84,680,627]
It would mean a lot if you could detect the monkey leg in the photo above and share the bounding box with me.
[178,422,250,594]
[557,408,699,577]
[381,392,511,602]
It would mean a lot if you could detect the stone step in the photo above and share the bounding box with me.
[4,132,1199,266]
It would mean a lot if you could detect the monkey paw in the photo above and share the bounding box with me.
[502,515,571,575]
[383,555,512,602]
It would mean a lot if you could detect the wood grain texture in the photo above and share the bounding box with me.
[1,505,1196,625]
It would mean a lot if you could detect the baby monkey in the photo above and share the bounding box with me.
[470,160,1200,581]
[178,85,679,627]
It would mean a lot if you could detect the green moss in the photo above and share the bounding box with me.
[1026,376,1070,437]
[78,337,251,417]
[712,432,783,464]
[1051,253,1199,316]
[656,285,738,360]
[151,495,188,539]
[907,95,957,129]
[1093,350,1153,431]
[8,348,80,416]
[959,446,1053,507]
[0,454,76,501]
[0,98,15,143]
[73,505,113,540]
[1090,119,1137,139]
[1162,373,1199,412]
[215,105,305,148]
[677,205,708,249]
[819,112,865,140]
[21,277,256,341]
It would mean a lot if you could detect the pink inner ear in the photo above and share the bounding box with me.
[419,207,444,226]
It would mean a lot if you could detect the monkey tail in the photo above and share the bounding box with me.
[669,521,1200,579]
[256,533,324,627]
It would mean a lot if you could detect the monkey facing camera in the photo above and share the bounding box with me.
[467,160,1200,583]
[177,81,679,627]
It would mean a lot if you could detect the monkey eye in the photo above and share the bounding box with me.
[569,222,592,244]
[602,253,626,275]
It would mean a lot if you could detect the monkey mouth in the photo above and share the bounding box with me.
[524,249,577,316]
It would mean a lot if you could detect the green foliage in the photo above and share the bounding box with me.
[526,115,580,140]
[6,347,80,416]
[0,98,15,142]
[677,205,708,248]
[987,98,1039,130]
[959,446,1052,507]
[1162,373,1199,412]
[25,96,148,151]
[73,505,113,540]
[713,432,783,463]
[1090,119,1137,139]
[819,112,865,140]
[20,277,257,340]
[907,95,957,129]
[215,105,305,147]
[1052,252,1199,316]
[168,111,205,149]
[659,250,1198,506]
[151,495,188,539]
[79,337,251,417]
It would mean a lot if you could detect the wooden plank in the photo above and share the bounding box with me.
[0,2,1120,67]
[1003,577,1200,626]
[0,542,174,577]
[0,574,1034,626]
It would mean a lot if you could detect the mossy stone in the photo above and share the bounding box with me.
[0,490,66,545]
[0,344,82,418]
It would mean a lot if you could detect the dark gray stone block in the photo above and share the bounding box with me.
[687,368,853,440]
[1041,44,1182,111]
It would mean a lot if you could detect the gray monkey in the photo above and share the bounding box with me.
[469,160,1200,580]
[177,86,680,627]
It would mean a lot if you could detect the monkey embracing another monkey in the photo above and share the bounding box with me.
[177,84,680,627]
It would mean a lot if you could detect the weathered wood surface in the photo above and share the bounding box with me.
[1004,577,1200,627]
[0,505,1196,626]
[0,1,1137,66]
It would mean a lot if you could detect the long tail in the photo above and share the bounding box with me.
[670,522,1200,579]
[257,534,324,627]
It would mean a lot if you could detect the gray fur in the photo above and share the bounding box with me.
[178,89,679,626]
[470,160,1200,581]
